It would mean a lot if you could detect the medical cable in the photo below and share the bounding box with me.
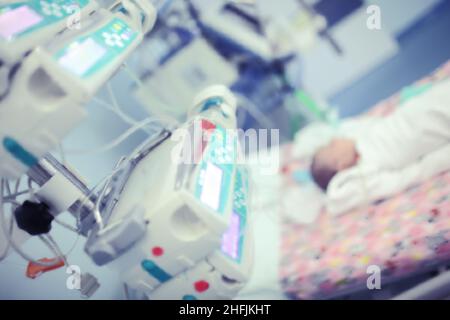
[65,117,171,155]
[106,82,140,125]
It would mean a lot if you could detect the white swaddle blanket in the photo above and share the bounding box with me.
[293,78,450,217]
[328,78,450,216]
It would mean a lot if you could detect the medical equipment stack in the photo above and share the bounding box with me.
[0,0,253,300]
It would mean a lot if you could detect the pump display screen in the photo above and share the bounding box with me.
[220,167,248,263]
[221,212,242,261]
[194,123,235,215]
[58,38,107,77]
[0,6,43,39]
[199,162,223,211]
[54,17,138,78]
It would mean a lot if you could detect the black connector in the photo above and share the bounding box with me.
[14,201,54,236]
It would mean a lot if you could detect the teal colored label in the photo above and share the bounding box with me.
[195,125,236,215]
[54,17,138,78]
[233,168,249,217]
[3,137,39,168]
[200,97,229,118]
[292,170,313,184]
[220,167,249,263]
[0,0,89,40]
[400,83,433,104]
[141,260,172,283]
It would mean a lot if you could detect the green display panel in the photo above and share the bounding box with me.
[54,17,138,78]
[0,0,89,40]
[221,167,249,263]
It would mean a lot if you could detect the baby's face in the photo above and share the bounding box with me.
[317,138,359,172]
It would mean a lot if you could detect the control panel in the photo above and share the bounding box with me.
[0,0,97,64]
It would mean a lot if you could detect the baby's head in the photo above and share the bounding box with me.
[310,138,359,191]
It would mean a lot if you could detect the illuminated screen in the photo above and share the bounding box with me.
[200,162,223,211]
[221,212,241,261]
[0,6,43,39]
[58,38,107,77]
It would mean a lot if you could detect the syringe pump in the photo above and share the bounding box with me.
[84,86,254,299]
[148,167,253,300]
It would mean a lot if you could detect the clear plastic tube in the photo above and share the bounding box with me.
[106,82,139,126]
[92,96,134,125]
[0,205,13,262]
[38,235,62,263]
[53,217,78,233]
[44,234,69,266]
[65,117,175,155]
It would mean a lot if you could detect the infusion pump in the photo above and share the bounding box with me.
[0,0,157,179]
[84,87,254,299]
[0,0,253,300]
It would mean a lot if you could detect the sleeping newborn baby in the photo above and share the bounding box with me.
[310,78,450,216]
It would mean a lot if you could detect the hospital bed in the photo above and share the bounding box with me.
[240,60,450,300]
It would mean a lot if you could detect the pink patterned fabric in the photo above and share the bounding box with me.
[279,61,450,299]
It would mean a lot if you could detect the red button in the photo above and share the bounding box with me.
[201,119,216,130]
[194,280,209,293]
[152,247,164,257]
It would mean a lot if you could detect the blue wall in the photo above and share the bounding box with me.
[331,0,450,117]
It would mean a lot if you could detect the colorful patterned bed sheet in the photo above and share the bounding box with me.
[279,60,450,299]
